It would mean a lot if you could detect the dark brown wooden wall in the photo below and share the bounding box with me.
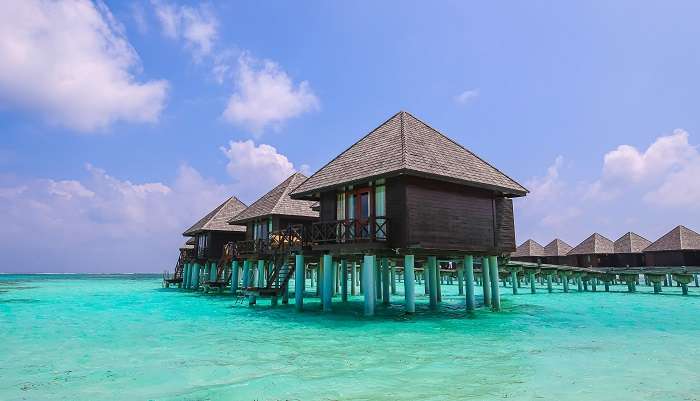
[612,253,646,267]
[320,191,336,221]
[495,197,516,252]
[645,250,700,267]
[386,176,407,249]
[206,231,245,260]
[403,176,498,253]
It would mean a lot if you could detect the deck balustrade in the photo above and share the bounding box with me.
[311,216,389,244]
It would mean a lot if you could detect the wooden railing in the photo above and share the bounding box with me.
[311,217,389,244]
[237,225,310,256]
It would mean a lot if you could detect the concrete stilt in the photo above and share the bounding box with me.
[464,255,475,312]
[529,271,536,294]
[576,275,583,292]
[562,274,569,293]
[546,273,553,293]
[210,261,217,282]
[488,256,501,311]
[332,261,339,296]
[295,255,305,311]
[183,263,190,289]
[390,264,397,295]
[322,254,333,312]
[231,261,239,294]
[404,255,416,313]
[695,274,699,287]
[350,261,357,296]
[341,259,348,302]
[482,257,492,307]
[376,263,382,301]
[428,256,438,309]
[457,267,464,296]
[511,270,518,295]
[424,266,430,296]
[242,260,250,289]
[362,255,376,316]
[381,257,390,305]
[256,260,265,287]
[192,262,200,290]
[436,266,442,303]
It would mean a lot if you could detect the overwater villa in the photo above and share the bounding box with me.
[181,196,247,290]
[227,172,319,304]
[163,238,196,288]
[289,111,528,314]
[511,239,545,263]
[613,232,651,267]
[644,225,700,267]
[567,233,615,268]
[543,239,573,265]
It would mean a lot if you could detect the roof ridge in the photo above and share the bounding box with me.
[290,111,404,196]
[400,111,407,167]
[401,111,528,194]
[270,173,297,214]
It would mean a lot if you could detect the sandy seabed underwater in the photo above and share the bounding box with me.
[1,274,699,401]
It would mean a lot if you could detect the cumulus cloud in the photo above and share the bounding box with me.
[0,0,168,132]
[454,89,479,104]
[515,129,700,247]
[152,0,217,60]
[220,139,301,201]
[222,55,320,134]
[0,163,232,273]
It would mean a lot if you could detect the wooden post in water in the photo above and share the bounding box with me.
[529,271,536,294]
[404,255,416,314]
[482,257,492,308]
[511,269,518,295]
[457,266,464,296]
[546,273,553,293]
[363,255,376,316]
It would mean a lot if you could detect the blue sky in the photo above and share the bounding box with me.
[1,1,699,272]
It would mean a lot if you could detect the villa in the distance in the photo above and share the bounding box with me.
[644,225,700,267]
[511,239,545,263]
[567,233,615,268]
[543,239,574,265]
[181,196,247,290]
[613,232,651,267]
[290,111,528,314]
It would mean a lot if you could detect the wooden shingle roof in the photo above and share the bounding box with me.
[228,173,318,224]
[544,239,572,257]
[614,232,651,254]
[511,239,545,257]
[183,196,247,236]
[290,111,527,199]
[644,225,700,252]
[567,233,614,255]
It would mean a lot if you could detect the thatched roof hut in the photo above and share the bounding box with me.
[644,225,700,267]
[183,196,247,261]
[511,239,545,263]
[568,233,615,267]
[612,232,651,267]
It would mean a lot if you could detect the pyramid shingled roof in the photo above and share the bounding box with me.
[567,233,614,255]
[183,196,247,236]
[229,173,318,224]
[511,239,545,257]
[644,225,700,252]
[290,111,527,198]
[544,239,572,257]
[614,232,652,254]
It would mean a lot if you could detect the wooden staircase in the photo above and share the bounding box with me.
[163,255,185,286]
[244,255,294,298]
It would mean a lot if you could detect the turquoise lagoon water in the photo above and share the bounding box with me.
[1,274,699,401]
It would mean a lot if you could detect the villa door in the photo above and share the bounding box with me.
[352,187,372,239]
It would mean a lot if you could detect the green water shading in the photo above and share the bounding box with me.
[1,274,698,400]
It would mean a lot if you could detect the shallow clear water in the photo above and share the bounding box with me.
[1,274,699,401]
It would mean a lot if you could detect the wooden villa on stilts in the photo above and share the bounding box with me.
[289,111,528,315]
[227,172,319,306]
[612,232,651,267]
[643,225,700,267]
[543,239,573,265]
[164,238,196,288]
[181,196,247,291]
[567,233,614,268]
[511,239,545,263]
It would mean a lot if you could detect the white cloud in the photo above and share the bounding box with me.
[0,163,232,272]
[454,89,479,104]
[515,129,700,247]
[0,0,168,132]
[222,55,320,134]
[220,139,301,201]
[152,0,217,60]
[601,129,696,183]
